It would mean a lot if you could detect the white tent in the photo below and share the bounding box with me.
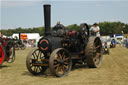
[12,33,40,40]
[12,33,42,47]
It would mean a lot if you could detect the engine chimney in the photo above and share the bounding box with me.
[19,33,21,40]
[44,4,51,35]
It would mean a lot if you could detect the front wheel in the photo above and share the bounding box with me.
[49,48,72,77]
[26,49,48,75]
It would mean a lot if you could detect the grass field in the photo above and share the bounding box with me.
[0,45,128,85]
[124,34,128,37]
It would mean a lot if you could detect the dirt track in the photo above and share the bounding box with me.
[0,45,128,85]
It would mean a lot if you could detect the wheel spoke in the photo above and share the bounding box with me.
[39,66,42,71]
[54,60,59,64]
[54,59,60,62]
[62,55,66,61]
[37,51,41,59]
[30,64,33,68]
[54,64,60,68]
[64,57,69,61]
[58,66,62,72]
[93,53,100,64]
[36,66,40,72]
[58,53,62,60]
[34,51,38,57]
[39,51,42,59]
[60,66,64,74]
[61,52,65,60]
[62,66,65,72]
[55,66,59,72]
[36,66,39,72]
[64,62,68,65]
[32,52,36,59]
[35,66,38,72]
[63,65,68,70]
[34,66,37,72]
[40,53,45,59]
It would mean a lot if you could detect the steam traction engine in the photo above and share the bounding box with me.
[26,5,103,77]
[0,37,15,66]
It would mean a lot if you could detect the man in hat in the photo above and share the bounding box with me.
[90,23,100,36]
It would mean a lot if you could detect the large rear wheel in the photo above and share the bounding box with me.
[49,48,72,77]
[85,37,103,68]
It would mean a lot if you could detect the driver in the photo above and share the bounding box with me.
[90,23,100,36]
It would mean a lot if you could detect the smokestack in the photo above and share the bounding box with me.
[19,33,21,40]
[44,4,51,35]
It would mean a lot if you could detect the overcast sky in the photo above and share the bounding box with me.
[0,0,128,29]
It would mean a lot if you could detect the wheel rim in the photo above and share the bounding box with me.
[93,38,102,65]
[50,48,72,77]
[0,45,5,65]
[26,49,47,75]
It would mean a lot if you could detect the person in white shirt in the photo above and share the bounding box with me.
[90,23,100,37]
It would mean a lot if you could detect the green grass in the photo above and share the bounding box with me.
[0,46,128,85]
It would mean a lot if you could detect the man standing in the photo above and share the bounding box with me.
[126,36,128,48]
[0,32,2,37]
[90,23,100,37]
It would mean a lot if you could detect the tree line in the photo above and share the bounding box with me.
[1,21,128,36]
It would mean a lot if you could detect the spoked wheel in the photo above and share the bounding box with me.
[26,49,48,75]
[5,41,15,63]
[0,44,5,65]
[21,44,26,50]
[49,48,72,77]
[85,37,103,68]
